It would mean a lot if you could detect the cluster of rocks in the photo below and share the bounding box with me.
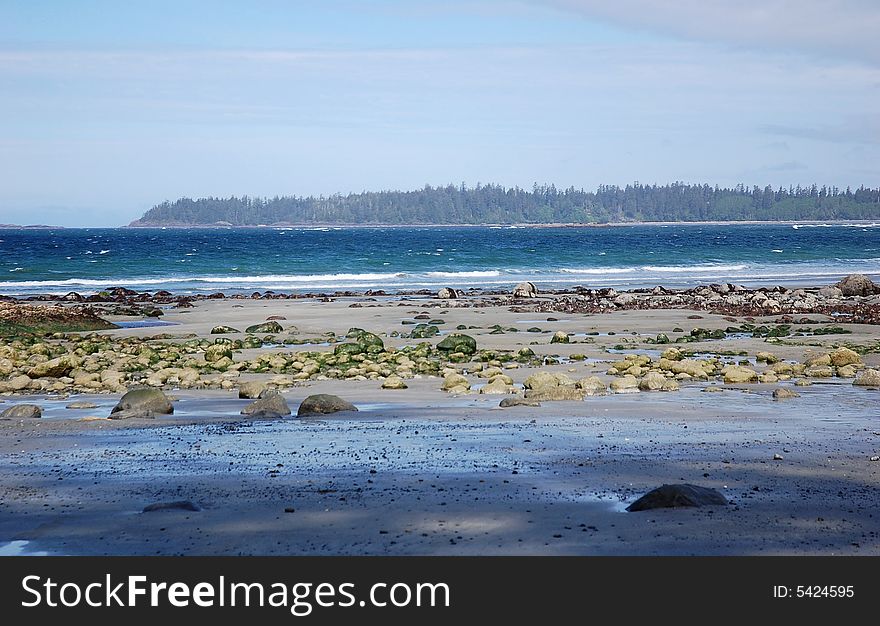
[0,302,117,333]
[505,274,880,325]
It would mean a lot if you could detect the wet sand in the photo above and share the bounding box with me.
[1,294,879,555]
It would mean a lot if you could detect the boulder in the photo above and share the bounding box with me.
[626,484,728,512]
[238,380,268,399]
[436,333,477,355]
[638,371,667,391]
[610,375,640,393]
[836,365,857,378]
[110,387,173,418]
[524,386,584,401]
[0,404,42,419]
[512,281,538,298]
[499,397,540,408]
[66,400,98,409]
[755,351,780,364]
[381,375,408,390]
[204,343,233,363]
[829,347,861,367]
[818,286,843,298]
[479,378,514,394]
[28,356,77,379]
[441,373,471,391]
[722,365,758,384]
[662,379,680,392]
[241,390,291,418]
[772,388,800,400]
[853,369,880,387]
[297,394,358,417]
[836,274,878,297]
[437,287,458,299]
[804,365,833,378]
[805,353,831,367]
[4,375,32,391]
[245,321,284,333]
[550,331,570,344]
[210,325,240,334]
[658,358,709,379]
[576,376,607,396]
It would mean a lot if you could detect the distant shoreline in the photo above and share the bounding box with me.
[123,219,879,229]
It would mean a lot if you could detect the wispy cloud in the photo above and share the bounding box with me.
[541,0,880,65]
[760,118,880,145]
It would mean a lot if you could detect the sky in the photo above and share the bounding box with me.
[0,0,878,226]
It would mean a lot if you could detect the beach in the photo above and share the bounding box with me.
[1,281,879,556]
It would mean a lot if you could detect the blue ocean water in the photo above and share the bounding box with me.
[0,224,878,295]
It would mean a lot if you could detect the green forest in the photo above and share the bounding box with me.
[131,182,880,226]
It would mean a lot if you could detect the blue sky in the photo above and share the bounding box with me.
[1,0,878,226]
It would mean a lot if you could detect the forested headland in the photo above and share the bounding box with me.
[130,182,880,226]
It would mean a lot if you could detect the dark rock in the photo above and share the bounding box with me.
[143,500,201,513]
[297,394,358,417]
[0,404,42,419]
[836,274,879,297]
[110,387,173,418]
[626,484,728,512]
[210,325,240,334]
[437,287,458,299]
[436,333,477,355]
[245,321,284,333]
[499,397,541,408]
[241,390,291,418]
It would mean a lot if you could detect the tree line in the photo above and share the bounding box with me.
[130,182,880,226]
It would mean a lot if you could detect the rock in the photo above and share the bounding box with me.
[805,353,831,367]
[662,379,680,392]
[758,373,778,383]
[297,394,358,417]
[512,281,538,298]
[549,330,570,344]
[661,347,683,361]
[499,397,541,408]
[722,365,758,384]
[241,390,291,418]
[436,333,477,355]
[210,325,240,334]
[5,374,32,391]
[245,321,284,333]
[66,400,98,409]
[638,371,667,391]
[818,285,843,298]
[658,358,710,379]
[110,387,173,417]
[442,373,471,391]
[830,347,861,367]
[437,287,458,299]
[836,274,878,297]
[853,369,880,387]
[143,500,201,513]
[238,380,268,399]
[772,388,800,399]
[479,378,513,394]
[576,376,607,396]
[204,343,233,363]
[804,365,833,378]
[28,356,77,379]
[524,386,584,401]
[381,375,408,390]
[756,351,780,364]
[836,365,857,378]
[610,375,640,393]
[445,384,470,394]
[0,404,42,419]
[523,371,559,390]
[626,484,728,512]
[773,453,784,461]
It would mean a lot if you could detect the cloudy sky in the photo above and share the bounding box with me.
[1,0,878,226]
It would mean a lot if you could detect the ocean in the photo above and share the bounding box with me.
[1,223,878,295]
